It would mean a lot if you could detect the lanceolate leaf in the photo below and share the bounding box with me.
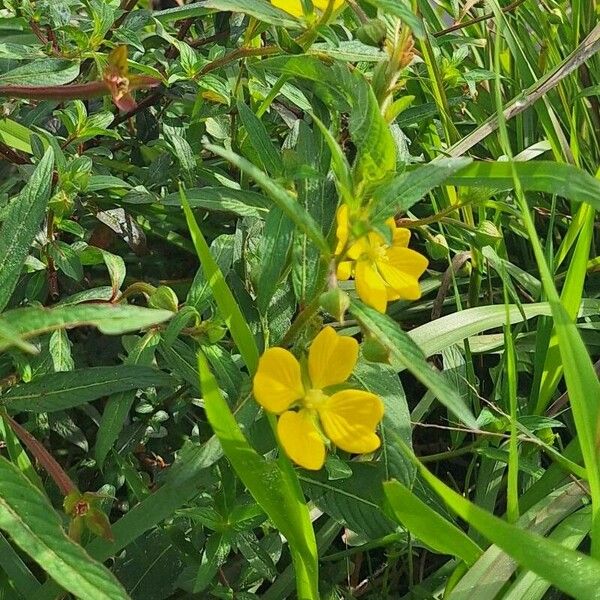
[0,457,129,600]
[0,304,173,351]
[197,351,319,599]
[401,450,600,600]
[350,301,477,429]
[1,366,173,413]
[447,161,600,208]
[205,145,330,256]
[384,480,482,566]
[0,147,54,312]
[371,157,472,221]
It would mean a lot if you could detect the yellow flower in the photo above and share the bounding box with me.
[253,326,384,470]
[271,0,345,18]
[335,205,428,313]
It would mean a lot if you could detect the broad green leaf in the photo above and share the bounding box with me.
[353,359,413,483]
[1,366,173,413]
[205,145,330,256]
[448,484,589,600]
[0,304,173,351]
[0,147,54,312]
[350,301,477,429]
[301,465,397,539]
[163,187,268,216]
[404,450,600,600]
[384,480,482,566]
[0,117,32,154]
[0,456,129,600]
[408,300,600,360]
[350,77,396,185]
[0,59,80,85]
[372,158,472,221]
[257,208,294,314]
[197,351,319,599]
[180,188,260,373]
[363,0,425,38]
[95,332,161,468]
[0,533,40,598]
[237,100,283,176]
[447,161,600,208]
[0,321,37,354]
[502,508,592,600]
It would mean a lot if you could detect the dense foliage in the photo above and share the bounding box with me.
[0,0,600,598]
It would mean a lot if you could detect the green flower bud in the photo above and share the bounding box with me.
[356,19,387,48]
[319,288,350,323]
[148,285,179,312]
[425,233,449,260]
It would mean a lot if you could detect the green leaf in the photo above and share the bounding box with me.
[0,304,173,351]
[363,0,425,38]
[408,301,600,360]
[180,188,260,373]
[205,145,331,256]
[95,332,161,468]
[0,117,33,154]
[448,484,589,600]
[163,187,268,216]
[384,480,482,566]
[0,147,54,311]
[353,359,414,483]
[371,158,472,221]
[0,59,80,85]
[350,76,396,185]
[0,456,129,600]
[350,301,477,428]
[237,100,283,176]
[1,366,173,413]
[409,453,600,600]
[197,351,319,599]
[257,208,294,314]
[447,161,600,208]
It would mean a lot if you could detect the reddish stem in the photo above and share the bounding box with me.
[3,412,77,496]
[0,81,109,101]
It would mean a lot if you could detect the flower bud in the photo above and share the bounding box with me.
[319,288,350,323]
[148,285,179,312]
[425,233,449,260]
[476,220,502,248]
[356,19,387,48]
[362,335,391,364]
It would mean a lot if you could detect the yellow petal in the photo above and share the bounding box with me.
[308,326,358,389]
[271,0,304,16]
[313,0,345,11]
[378,247,428,300]
[355,260,388,312]
[335,204,349,254]
[253,348,304,414]
[392,227,411,248]
[386,246,428,278]
[347,237,369,260]
[377,262,421,300]
[318,390,383,454]
[336,260,353,281]
[277,410,326,470]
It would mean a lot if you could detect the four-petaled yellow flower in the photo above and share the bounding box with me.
[335,205,429,313]
[253,326,384,470]
[272,0,345,18]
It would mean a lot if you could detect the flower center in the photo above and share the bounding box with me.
[303,388,328,410]
[362,239,387,263]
